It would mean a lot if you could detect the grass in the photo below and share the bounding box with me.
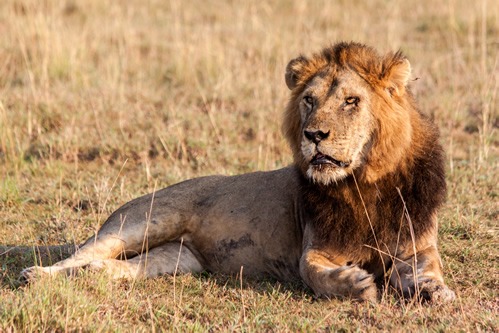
[0,0,498,331]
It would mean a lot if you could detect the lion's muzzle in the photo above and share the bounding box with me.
[311,153,351,168]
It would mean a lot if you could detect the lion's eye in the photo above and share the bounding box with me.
[303,96,314,107]
[345,97,359,105]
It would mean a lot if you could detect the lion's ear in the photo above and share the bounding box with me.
[285,56,308,90]
[382,53,411,96]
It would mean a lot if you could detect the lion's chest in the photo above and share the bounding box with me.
[306,187,411,270]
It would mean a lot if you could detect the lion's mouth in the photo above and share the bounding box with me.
[311,153,350,168]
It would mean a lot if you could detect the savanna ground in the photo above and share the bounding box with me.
[0,0,497,331]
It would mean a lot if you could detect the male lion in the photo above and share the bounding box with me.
[21,42,455,303]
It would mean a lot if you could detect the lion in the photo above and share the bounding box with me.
[20,42,455,303]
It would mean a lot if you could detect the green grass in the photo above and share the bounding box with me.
[1,0,498,331]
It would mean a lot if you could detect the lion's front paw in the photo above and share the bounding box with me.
[419,281,456,303]
[322,265,377,302]
[403,279,456,303]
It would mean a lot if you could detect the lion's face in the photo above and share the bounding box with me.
[284,43,414,185]
[297,68,374,185]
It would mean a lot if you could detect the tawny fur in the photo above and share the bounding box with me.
[20,42,455,303]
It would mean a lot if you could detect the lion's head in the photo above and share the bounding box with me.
[283,42,417,185]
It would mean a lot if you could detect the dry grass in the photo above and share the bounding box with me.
[0,0,498,331]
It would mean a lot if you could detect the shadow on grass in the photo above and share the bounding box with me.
[0,244,77,288]
[196,271,312,301]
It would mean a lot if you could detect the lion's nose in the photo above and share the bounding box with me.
[304,130,330,144]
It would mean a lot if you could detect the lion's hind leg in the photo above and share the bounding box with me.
[85,242,204,279]
[20,236,127,283]
[21,241,204,282]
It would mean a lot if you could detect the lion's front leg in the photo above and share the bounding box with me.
[299,249,377,302]
[390,245,455,303]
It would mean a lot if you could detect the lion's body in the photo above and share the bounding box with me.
[93,167,304,280]
[22,42,455,302]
